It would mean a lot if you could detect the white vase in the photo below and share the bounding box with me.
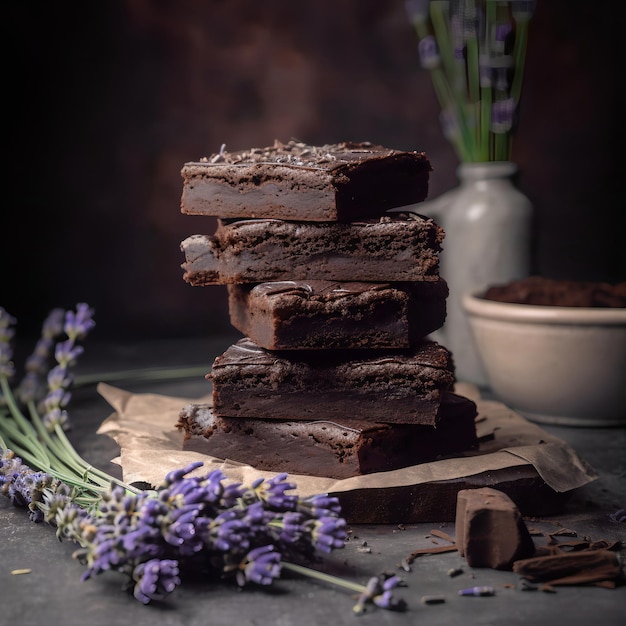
[419,161,533,387]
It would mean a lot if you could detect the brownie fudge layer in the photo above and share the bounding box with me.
[177,392,477,480]
[181,140,432,222]
[227,279,448,350]
[208,337,455,425]
[181,213,444,285]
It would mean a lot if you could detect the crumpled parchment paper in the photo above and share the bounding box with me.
[96,382,597,499]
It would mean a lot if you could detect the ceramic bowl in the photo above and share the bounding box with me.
[462,292,626,427]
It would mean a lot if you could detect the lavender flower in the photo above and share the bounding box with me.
[39,305,95,431]
[132,559,181,604]
[0,307,16,379]
[0,449,68,523]
[308,515,348,554]
[16,308,65,404]
[418,35,440,70]
[491,97,516,133]
[353,574,407,614]
[237,545,282,587]
[64,303,96,342]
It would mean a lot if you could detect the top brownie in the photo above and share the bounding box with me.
[180,139,432,222]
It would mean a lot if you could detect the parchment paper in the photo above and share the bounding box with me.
[96,382,597,497]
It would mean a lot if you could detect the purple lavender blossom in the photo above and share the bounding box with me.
[418,35,440,70]
[16,308,65,404]
[0,450,63,523]
[491,97,516,133]
[63,303,96,342]
[54,339,85,370]
[255,473,299,510]
[0,449,24,496]
[0,307,16,378]
[309,516,348,553]
[299,493,342,518]
[39,305,95,431]
[404,0,430,24]
[354,574,407,614]
[205,509,251,552]
[132,559,181,604]
[238,545,282,586]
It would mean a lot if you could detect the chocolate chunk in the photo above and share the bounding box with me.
[455,487,536,570]
[512,549,622,585]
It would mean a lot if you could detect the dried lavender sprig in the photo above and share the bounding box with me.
[0,307,17,380]
[0,305,141,500]
[40,304,95,432]
[282,563,407,614]
[2,431,403,611]
[15,308,65,405]
[1,310,408,613]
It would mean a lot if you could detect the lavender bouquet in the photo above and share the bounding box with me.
[0,305,405,613]
[405,0,535,162]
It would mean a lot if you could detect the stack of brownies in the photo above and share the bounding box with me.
[176,140,478,480]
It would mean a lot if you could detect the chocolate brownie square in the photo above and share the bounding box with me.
[207,337,455,426]
[227,279,448,350]
[181,213,444,285]
[180,140,432,222]
[177,392,477,480]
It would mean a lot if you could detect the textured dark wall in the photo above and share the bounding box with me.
[5,0,625,341]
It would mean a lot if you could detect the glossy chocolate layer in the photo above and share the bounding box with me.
[227,279,448,350]
[208,337,455,425]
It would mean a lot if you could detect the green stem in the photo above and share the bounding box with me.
[25,401,142,495]
[26,402,106,485]
[0,415,101,494]
[511,18,529,104]
[430,69,470,161]
[53,420,141,494]
[73,365,208,388]
[281,561,365,594]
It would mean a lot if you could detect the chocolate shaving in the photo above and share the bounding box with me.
[429,528,456,544]
[513,549,622,586]
[405,544,458,564]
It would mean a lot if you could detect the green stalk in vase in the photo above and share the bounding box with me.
[405,0,535,163]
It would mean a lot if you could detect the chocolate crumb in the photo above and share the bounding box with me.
[421,595,446,605]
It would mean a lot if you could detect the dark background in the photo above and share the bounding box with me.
[5,0,625,343]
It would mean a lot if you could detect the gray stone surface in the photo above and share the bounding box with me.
[2,338,625,626]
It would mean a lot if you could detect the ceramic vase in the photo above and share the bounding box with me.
[420,161,533,387]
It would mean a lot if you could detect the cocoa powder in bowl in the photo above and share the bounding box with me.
[483,276,626,308]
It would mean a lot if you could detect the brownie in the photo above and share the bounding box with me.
[227,279,448,350]
[176,392,478,480]
[181,213,444,285]
[207,337,455,426]
[180,140,432,222]
[484,276,626,308]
